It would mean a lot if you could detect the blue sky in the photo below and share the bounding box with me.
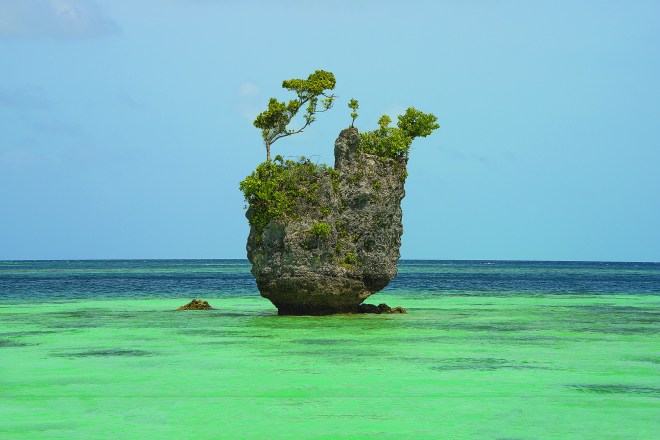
[1,0,659,261]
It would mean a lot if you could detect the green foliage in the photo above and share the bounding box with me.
[348,98,359,127]
[343,252,357,265]
[360,126,411,159]
[253,70,336,161]
[329,168,340,192]
[239,157,331,235]
[378,114,391,132]
[309,222,332,238]
[359,107,439,159]
[397,107,440,139]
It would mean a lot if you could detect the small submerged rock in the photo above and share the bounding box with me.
[177,299,213,310]
[357,303,407,314]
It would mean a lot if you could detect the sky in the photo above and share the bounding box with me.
[1,0,659,262]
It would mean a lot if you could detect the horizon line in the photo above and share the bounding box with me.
[1,258,659,264]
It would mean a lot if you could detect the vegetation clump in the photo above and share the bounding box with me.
[310,222,332,238]
[240,156,333,236]
[359,107,439,159]
[342,252,358,266]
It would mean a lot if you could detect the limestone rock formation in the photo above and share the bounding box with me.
[245,128,408,315]
[177,299,213,310]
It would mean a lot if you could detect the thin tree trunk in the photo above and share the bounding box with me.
[266,142,271,162]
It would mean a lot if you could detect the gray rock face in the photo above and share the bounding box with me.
[246,128,407,315]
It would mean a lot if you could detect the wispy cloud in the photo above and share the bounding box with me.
[0,0,118,39]
[238,82,259,98]
[385,105,407,120]
[30,119,82,137]
[0,85,50,110]
[237,81,261,121]
[0,147,34,169]
[0,142,108,171]
[117,92,147,111]
[439,145,517,166]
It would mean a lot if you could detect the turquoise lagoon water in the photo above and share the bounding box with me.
[0,260,659,439]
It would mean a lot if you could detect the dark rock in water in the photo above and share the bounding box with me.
[377,303,392,314]
[246,128,408,315]
[357,303,381,314]
[357,303,407,314]
[177,299,213,310]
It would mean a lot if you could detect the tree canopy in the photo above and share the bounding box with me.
[253,70,336,161]
[359,107,440,159]
[348,98,359,127]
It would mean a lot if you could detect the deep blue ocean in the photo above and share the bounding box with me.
[1,259,658,301]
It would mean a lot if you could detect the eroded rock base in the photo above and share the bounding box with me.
[357,303,407,314]
[274,302,407,315]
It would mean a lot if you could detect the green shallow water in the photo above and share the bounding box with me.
[1,260,659,438]
[1,295,659,439]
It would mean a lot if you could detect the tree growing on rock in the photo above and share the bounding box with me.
[253,70,336,162]
[359,107,439,159]
[348,98,359,127]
